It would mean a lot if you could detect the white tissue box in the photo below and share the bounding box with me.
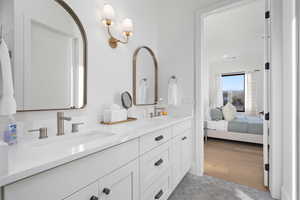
[103,109,128,123]
[0,141,8,176]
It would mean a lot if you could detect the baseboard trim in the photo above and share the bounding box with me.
[281,186,291,200]
[189,162,203,176]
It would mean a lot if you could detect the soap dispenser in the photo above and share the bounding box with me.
[3,115,17,145]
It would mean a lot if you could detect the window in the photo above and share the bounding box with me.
[222,73,245,112]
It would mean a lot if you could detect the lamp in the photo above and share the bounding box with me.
[102,4,133,48]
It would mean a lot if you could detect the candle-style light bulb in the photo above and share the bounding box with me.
[102,4,115,25]
[122,18,133,36]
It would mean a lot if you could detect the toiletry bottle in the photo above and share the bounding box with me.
[3,115,17,145]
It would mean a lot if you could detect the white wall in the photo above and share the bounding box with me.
[269,0,283,198]
[282,0,297,199]
[0,0,159,141]
[156,0,222,176]
[157,0,221,115]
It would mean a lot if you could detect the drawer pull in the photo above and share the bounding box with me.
[154,189,164,199]
[155,135,164,141]
[182,136,187,140]
[102,188,111,195]
[90,196,99,200]
[154,158,164,166]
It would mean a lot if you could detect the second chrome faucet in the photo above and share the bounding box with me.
[57,112,72,136]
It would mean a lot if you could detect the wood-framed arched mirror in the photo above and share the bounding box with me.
[0,0,88,111]
[133,46,158,106]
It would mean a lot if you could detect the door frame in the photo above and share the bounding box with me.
[193,0,282,198]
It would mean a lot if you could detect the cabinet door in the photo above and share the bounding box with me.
[181,130,192,175]
[64,182,98,200]
[172,134,182,189]
[171,129,192,189]
[99,159,139,200]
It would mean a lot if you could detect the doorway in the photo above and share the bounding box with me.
[194,0,270,193]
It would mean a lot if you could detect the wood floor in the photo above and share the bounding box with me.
[204,138,267,191]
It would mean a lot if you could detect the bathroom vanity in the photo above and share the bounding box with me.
[0,116,192,200]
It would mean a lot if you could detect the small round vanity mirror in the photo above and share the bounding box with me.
[121,92,133,109]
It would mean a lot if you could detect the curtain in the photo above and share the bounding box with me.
[245,73,253,114]
[245,71,262,115]
[211,73,223,108]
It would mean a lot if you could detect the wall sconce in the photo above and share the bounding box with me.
[102,4,133,48]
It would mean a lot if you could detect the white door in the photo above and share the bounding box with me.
[99,160,139,200]
[263,0,271,187]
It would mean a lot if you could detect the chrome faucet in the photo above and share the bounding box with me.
[28,127,48,139]
[57,112,72,136]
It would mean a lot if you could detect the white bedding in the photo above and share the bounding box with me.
[206,120,228,132]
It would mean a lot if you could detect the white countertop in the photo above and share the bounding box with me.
[0,115,192,187]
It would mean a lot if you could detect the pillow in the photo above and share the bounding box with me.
[222,103,237,121]
[210,108,223,121]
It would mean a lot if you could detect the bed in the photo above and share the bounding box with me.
[205,115,264,144]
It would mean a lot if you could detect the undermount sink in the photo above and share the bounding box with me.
[27,130,116,149]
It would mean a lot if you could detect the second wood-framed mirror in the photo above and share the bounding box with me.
[0,0,88,111]
[133,46,158,106]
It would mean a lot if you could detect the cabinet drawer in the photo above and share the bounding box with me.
[64,182,98,200]
[140,128,171,154]
[140,142,171,192]
[142,170,171,200]
[4,139,139,200]
[173,120,192,137]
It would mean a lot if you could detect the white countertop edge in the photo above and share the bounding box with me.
[0,115,193,187]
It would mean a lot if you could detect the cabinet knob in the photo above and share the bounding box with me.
[90,196,98,200]
[154,158,164,166]
[155,135,164,141]
[102,188,111,195]
[154,189,164,199]
[182,136,187,141]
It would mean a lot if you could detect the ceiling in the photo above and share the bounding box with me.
[206,0,265,70]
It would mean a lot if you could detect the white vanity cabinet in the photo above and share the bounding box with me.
[65,160,139,200]
[1,118,193,200]
[3,139,139,200]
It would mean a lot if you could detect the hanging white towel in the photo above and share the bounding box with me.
[168,81,180,106]
[0,39,16,115]
[139,79,148,104]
